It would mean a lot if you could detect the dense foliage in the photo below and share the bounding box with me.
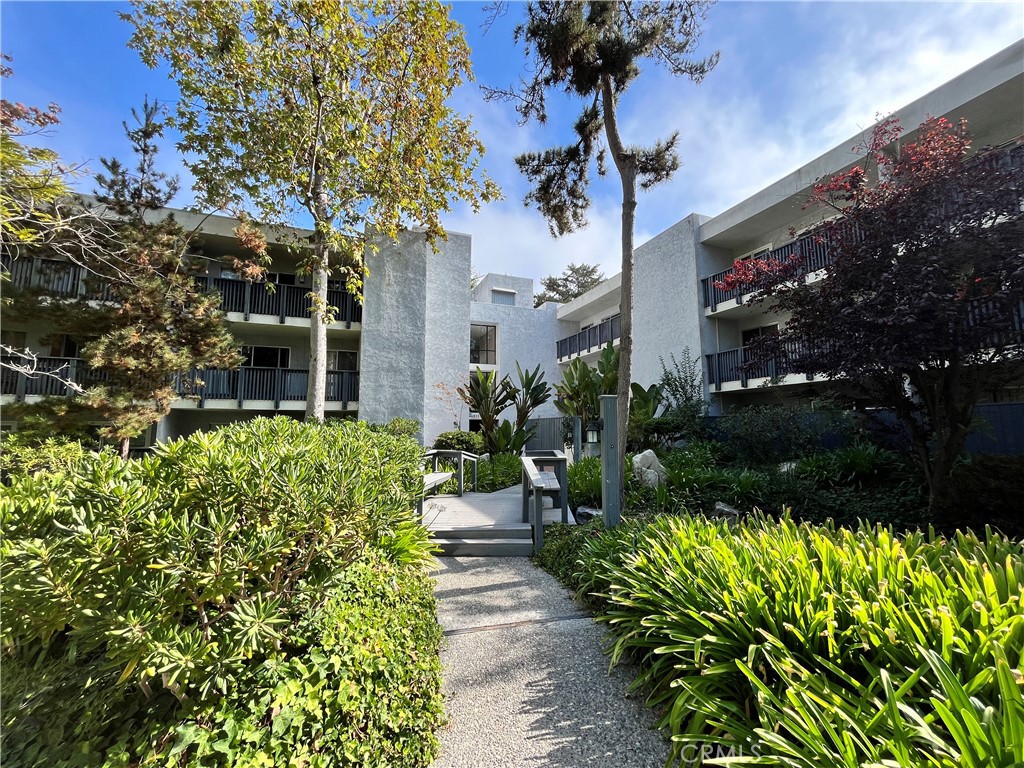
[0,433,94,479]
[541,514,1024,767]
[737,117,1024,508]
[432,429,485,455]
[1,417,443,767]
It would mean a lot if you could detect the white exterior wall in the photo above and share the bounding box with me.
[470,297,572,420]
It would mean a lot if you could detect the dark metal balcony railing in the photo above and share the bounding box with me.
[704,343,814,390]
[192,276,362,326]
[1,357,358,409]
[2,256,362,326]
[700,143,1024,312]
[706,299,1024,389]
[556,314,621,360]
[1,356,108,399]
[176,368,359,409]
[700,228,840,311]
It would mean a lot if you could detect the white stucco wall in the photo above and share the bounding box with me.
[470,298,572,420]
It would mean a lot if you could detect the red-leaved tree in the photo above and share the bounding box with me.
[737,116,1024,509]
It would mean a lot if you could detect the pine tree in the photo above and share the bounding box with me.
[79,100,243,458]
[487,1,718,484]
[534,261,604,306]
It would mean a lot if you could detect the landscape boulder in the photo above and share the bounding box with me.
[632,449,668,488]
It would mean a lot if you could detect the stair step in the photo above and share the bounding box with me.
[433,537,534,557]
[430,525,532,540]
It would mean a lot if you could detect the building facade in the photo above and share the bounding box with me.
[1,218,562,447]
[3,42,1021,445]
[552,40,1024,414]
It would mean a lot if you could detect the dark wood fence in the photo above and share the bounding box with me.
[525,416,567,452]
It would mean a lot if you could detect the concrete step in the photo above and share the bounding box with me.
[433,537,534,557]
[430,525,532,540]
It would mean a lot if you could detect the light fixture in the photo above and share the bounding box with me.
[586,418,603,444]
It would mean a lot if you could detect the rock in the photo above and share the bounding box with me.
[574,506,600,523]
[713,501,744,522]
[632,449,667,487]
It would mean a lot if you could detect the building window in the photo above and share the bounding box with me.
[470,324,497,366]
[242,345,291,368]
[491,289,515,306]
[47,334,79,358]
[741,324,779,346]
[328,350,358,371]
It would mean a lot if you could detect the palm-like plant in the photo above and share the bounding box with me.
[456,368,515,455]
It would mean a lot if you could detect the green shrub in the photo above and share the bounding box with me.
[716,405,836,466]
[0,433,95,479]
[432,429,484,455]
[576,514,1024,767]
[568,456,602,510]
[1,417,442,767]
[475,452,522,492]
[368,416,421,438]
[2,554,443,768]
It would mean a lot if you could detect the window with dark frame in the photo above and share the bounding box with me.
[470,324,497,365]
[241,345,291,368]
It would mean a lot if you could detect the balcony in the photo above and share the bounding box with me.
[1,357,358,409]
[1,356,108,399]
[193,276,362,326]
[177,368,359,409]
[2,257,362,326]
[700,230,838,312]
[705,343,815,390]
[556,314,621,361]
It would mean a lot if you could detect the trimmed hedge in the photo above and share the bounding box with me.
[432,429,485,455]
[538,514,1024,767]
[1,416,443,767]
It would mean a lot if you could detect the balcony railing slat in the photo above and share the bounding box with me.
[555,314,622,360]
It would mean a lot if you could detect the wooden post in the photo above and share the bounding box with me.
[533,485,544,553]
[600,394,621,528]
[457,452,464,497]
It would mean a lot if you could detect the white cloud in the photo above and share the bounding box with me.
[618,3,1023,231]
[446,198,654,288]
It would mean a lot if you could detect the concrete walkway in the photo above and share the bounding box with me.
[430,558,670,768]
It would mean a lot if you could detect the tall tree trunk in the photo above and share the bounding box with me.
[305,175,330,422]
[305,256,328,421]
[601,73,635,497]
[120,435,131,461]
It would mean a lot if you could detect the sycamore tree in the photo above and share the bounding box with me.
[736,116,1024,508]
[125,0,499,421]
[534,261,604,306]
[486,1,717,479]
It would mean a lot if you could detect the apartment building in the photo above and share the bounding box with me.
[1,214,561,447]
[553,40,1024,414]
[3,42,1021,444]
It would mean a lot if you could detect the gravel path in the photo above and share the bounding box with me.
[430,557,670,768]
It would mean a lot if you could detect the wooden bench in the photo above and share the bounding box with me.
[418,471,454,516]
[521,457,562,554]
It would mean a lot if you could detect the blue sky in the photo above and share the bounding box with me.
[3,1,1022,284]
